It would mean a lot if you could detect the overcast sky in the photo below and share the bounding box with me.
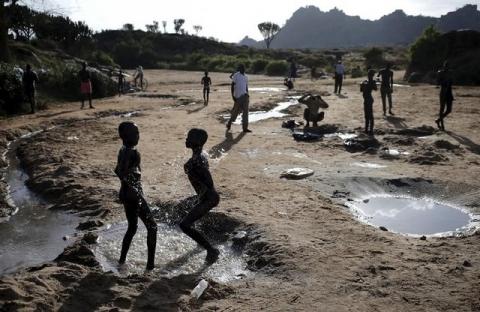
[30,0,480,42]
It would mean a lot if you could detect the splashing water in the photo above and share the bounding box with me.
[232,97,300,124]
[93,222,251,282]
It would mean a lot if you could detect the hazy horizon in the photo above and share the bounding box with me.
[26,0,480,43]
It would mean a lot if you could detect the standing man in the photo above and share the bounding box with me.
[334,60,345,95]
[435,61,454,131]
[360,69,378,135]
[134,65,144,90]
[201,71,212,105]
[79,62,94,109]
[118,69,125,96]
[377,63,394,116]
[227,64,251,133]
[22,64,38,114]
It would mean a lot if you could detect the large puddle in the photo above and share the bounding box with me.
[0,140,79,276]
[347,195,477,236]
[232,97,299,124]
[93,222,251,282]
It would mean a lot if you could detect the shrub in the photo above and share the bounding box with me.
[250,59,268,74]
[0,63,25,114]
[91,51,116,67]
[265,60,288,76]
[364,47,385,68]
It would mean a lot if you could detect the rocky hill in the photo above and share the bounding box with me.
[241,4,480,49]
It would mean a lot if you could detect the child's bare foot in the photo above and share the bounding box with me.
[205,248,220,264]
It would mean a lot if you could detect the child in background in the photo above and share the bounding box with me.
[360,69,378,135]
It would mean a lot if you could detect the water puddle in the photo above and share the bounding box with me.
[231,97,299,124]
[93,222,251,282]
[392,84,411,88]
[352,162,387,169]
[249,87,285,93]
[324,133,358,140]
[347,195,478,236]
[0,140,79,276]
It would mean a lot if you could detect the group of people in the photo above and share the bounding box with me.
[115,122,220,271]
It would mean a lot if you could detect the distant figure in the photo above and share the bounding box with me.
[334,60,345,94]
[227,64,251,133]
[298,93,329,128]
[360,69,378,135]
[284,78,294,90]
[311,67,317,80]
[22,64,38,114]
[201,71,212,105]
[181,128,220,264]
[115,122,157,271]
[134,65,144,89]
[377,64,394,116]
[289,59,297,80]
[79,62,93,109]
[435,61,454,131]
[118,69,125,96]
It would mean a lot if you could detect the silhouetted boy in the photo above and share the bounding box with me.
[377,64,394,115]
[79,62,93,109]
[22,64,38,114]
[360,70,377,135]
[201,71,212,105]
[115,121,157,271]
[118,69,125,96]
[181,128,220,264]
[435,61,454,131]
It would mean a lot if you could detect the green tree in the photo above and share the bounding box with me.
[193,25,202,36]
[0,0,20,61]
[363,47,385,68]
[146,21,159,33]
[162,21,167,33]
[174,19,185,34]
[122,23,134,31]
[258,22,280,49]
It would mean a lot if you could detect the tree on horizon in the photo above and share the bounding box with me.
[258,22,280,49]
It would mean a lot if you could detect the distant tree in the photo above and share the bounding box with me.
[193,25,202,36]
[162,20,167,33]
[258,22,280,49]
[122,23,134,31]
[363,47,385,68]
[7,3,36,41]
[173,19,185,34]
[0,0,20,61]
[145,20,159,33]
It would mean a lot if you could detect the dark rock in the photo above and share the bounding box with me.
[55,241,99,267]
[344,135,380,153]
[434,140,460,151]
[379,226,388,231]
[420,235,427,240]
[292,131,322,142]
[463,260,472,267]
[76,220,104,231]
[82,232,99,244]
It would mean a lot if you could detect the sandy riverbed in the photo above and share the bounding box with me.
[0,70,479,311]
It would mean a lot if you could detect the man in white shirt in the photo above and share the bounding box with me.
[227,64,251,133]
[334,60,345,94]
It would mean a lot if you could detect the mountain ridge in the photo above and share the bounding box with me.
[240,4,480,48]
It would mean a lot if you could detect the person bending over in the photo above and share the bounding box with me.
[298,93,329,127]
[115,121,157,271]
[180,128,220,264]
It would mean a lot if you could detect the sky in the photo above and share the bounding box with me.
[29,0,480,43]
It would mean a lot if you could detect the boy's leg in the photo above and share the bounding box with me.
[303,108,310,127]
[119,201,138,264]
[387,91,393,113]
[227,99,241,129]
[179,198,217,251]
[334,76,339,93]
[240,95,250,131]
[338,76,343,94]
[138,199,158,270]
[381,88,387,115]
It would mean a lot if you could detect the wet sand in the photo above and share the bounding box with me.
[0,70,480,311]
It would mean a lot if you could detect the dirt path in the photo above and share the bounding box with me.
[1,70,479,311]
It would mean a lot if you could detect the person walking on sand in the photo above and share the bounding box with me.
[377,63,394,116]
[360,69,377,135]
[79,62,94,109]
[201,71,212,105]
[226,64,251,133]
[22,64,39,114]
[298,93,329,128]
[134,65,144,90]
[334,60,345,94]
[118,69,125,96]
[115,121,157,271]
[435,61,454,131]
[180,128,220,264]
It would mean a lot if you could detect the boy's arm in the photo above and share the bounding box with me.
[231,82,235,100]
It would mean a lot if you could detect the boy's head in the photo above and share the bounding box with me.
[443,61,449,70]
[204,71,209,76]
[186,128,208,149]
[118,121,139,147]
[386,63,391,70]
[26,64,31,71]
[367,69,376,79]
[82,62,87,70]
[238,64,245,74]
